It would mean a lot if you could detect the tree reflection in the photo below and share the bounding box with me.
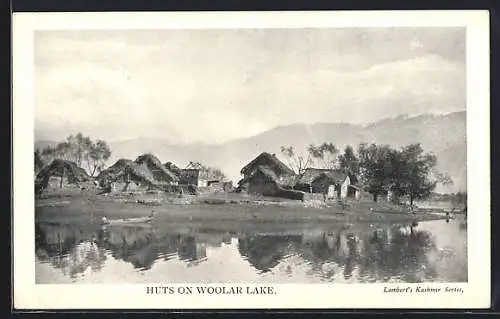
[35,219,457,283]
[235,223,442,283]
[36,222,219,276]
[35,222,107,279]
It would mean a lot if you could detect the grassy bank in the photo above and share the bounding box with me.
[35,190,449,226]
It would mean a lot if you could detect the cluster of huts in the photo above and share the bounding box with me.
[236,152,363,201]
[35,151,364,202]
[35,154,231,195]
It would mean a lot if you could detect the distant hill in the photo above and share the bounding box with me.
[35,111,467,193]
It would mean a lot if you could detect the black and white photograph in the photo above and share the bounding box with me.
[13,11,490,309]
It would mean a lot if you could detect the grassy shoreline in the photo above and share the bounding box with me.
[35,190,451,226]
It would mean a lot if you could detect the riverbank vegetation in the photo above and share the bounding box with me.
[280,141,455,206]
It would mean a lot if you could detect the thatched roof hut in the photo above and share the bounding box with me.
[135,154,179,184]
[296,168,340,185]
[36,159,90,190]
[97,159,156,187]
[239,165,296,189]
[164,162,182,178]
[240,152,295,178]
[296,168,357,186]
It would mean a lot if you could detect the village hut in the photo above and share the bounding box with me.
[164,162,182,179]
[180,162,224,188]
[237,152,302,199]
[295,168,360,200]
[178,168,209,187]
[294,168,333,193]
[238,166,291,195]
[321,171,360,200]
[35,159,90,191]
[240,152,296,180]
[134,154,179,185]
[237,165,303,200]
[167,161,224,188]
[96,159,156,193]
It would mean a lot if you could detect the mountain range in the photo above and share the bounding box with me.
[35,111,467,193]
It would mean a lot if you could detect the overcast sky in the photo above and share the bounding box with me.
[35,27,465,144]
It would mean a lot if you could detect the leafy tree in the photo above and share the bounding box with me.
[398,144,443,206]
[85,140,112,177]
[280,146,313,176]
[338,145,360,175]
[358,143,397,202]
[207,167,228,181]
[39,133,112,177]
[74,133,93,167]
[358,142,453,204]
[307,142,339,169]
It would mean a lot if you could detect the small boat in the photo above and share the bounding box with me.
[100,211,155,226]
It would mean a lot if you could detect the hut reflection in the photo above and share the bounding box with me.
[36,219,450,283]
[234,223,441,283]
[35,221,222,275]
[35,222,106,279]
[238,234,302,274]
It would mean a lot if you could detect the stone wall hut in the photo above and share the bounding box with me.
[295,168,360,201]
[36,159,90,192]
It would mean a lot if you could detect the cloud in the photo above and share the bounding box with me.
[35,28,466,144]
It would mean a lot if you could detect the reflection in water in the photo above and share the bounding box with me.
[35,223,107,280]
[35,218,467,284]
[238,235,302,274]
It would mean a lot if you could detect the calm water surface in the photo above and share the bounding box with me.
[35,218,467,284]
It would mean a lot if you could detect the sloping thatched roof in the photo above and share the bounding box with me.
[36,159,90,187]
[297,168,334,184]
[241,152,295,177]
[325,170,351,183]
[97,159,156,186]
[135,154,179,183]
[296,168,353,186]
[311,170,351,185]
[239,165,296,188]
[164,162,182,178]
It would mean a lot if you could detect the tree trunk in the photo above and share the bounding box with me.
[90,164,97,177]
[60,168,64,188]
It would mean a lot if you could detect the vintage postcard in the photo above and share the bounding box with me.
[12,11,490,309]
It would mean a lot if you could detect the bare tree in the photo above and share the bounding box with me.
[280,146,313,176]
[307,142,339,169]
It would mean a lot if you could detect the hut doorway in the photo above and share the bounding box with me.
[347,186,356,198]
[327,184,340,200]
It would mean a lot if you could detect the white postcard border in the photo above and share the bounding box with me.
[12,10,490,309]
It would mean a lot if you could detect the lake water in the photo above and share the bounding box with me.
[35,218,467,284]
